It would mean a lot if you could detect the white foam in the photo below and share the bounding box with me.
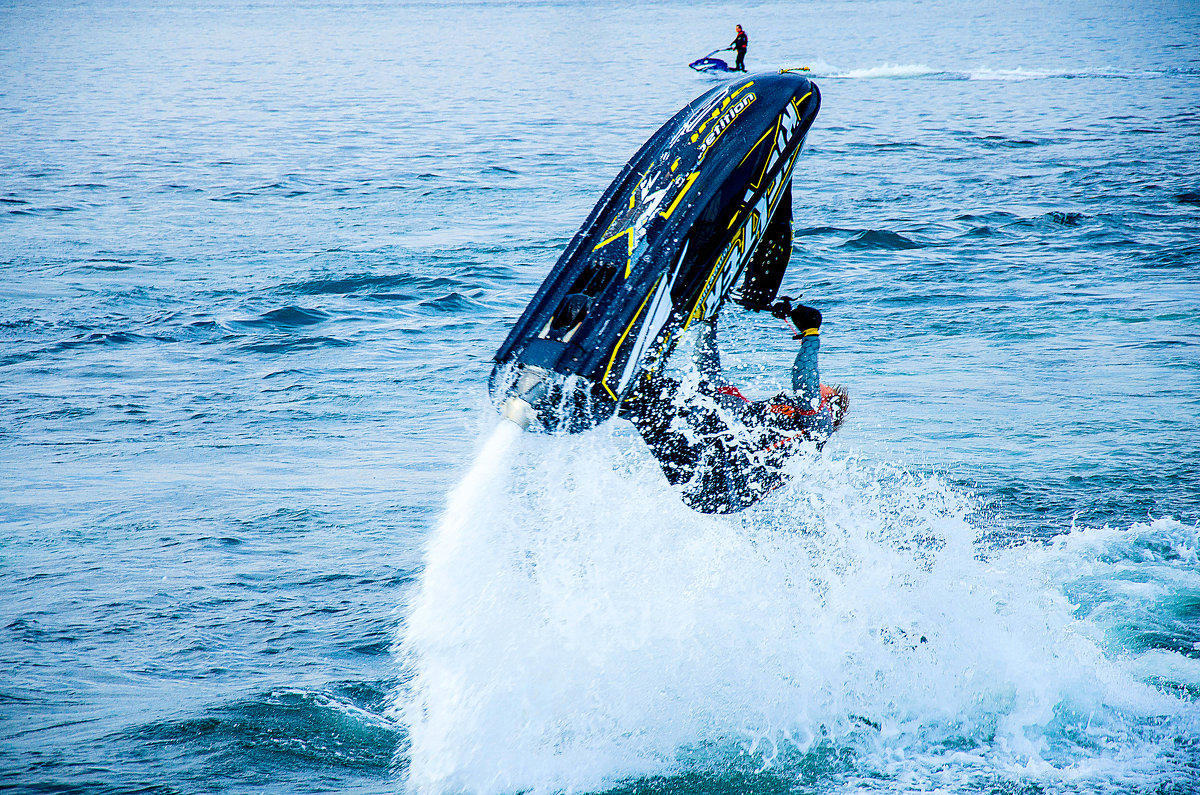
[820,63,941,79]
[396,426,1192,794]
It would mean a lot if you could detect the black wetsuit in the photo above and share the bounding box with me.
[626,321,837,514]
[731,31,748,72]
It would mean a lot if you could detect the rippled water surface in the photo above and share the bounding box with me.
[2,1,1198,793]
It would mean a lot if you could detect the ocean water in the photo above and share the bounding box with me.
[2,0,1199,793]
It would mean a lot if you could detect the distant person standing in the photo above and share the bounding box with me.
[729,24,748,71]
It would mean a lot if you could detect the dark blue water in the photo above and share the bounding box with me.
[2,1,1198,793]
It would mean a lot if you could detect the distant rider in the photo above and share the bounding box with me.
[627,300,848,514]
[729,25,748,72]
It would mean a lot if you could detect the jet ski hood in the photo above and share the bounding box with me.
[491,73,821,432]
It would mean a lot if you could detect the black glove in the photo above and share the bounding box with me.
[789,303,822,332]
[770,297,822,333]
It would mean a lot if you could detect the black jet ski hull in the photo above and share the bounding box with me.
[491,73,821,432]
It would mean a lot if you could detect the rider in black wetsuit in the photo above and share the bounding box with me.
[627,301,848,514]
[730,25,748,72]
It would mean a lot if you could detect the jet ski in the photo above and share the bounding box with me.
[490,72,821,432]
[689,49,733,73]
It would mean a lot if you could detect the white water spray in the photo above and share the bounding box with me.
[397,423,1193,795]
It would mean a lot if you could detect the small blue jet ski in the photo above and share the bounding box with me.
[689,48,734,73]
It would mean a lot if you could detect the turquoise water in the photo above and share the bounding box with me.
[2,0,1198,792]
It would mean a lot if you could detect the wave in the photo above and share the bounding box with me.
[841,229,922,250]
[209,181,314,202]
[396,424,1197,795]
[6,205,81,216]
[1045,210,1085,226]
[793,227,924,250]
[996,211,1090,230]
[1142,241,1200,270]
[283,272,476,305]
[54,331,149,350]
[233,306,330,329]
[973,134,1051,148]
[240,335,353,353]
[955,211,1020,223]
[793,225,856,237]
[286,272,454,296]
[419,292,484,312]
[130,685,400,776]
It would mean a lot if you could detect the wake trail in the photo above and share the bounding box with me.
[794,61,1170,80]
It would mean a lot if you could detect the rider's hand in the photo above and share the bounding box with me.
[771,297,821,334]
[788,303,822,333]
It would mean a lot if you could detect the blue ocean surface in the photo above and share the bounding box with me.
[2,0,1198,793]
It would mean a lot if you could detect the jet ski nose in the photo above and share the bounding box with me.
[501,396,534,429]
[500,366,550,430]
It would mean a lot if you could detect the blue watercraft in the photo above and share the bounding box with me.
[689,48,734,73]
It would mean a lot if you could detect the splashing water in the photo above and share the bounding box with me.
[397,423,1195,795]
